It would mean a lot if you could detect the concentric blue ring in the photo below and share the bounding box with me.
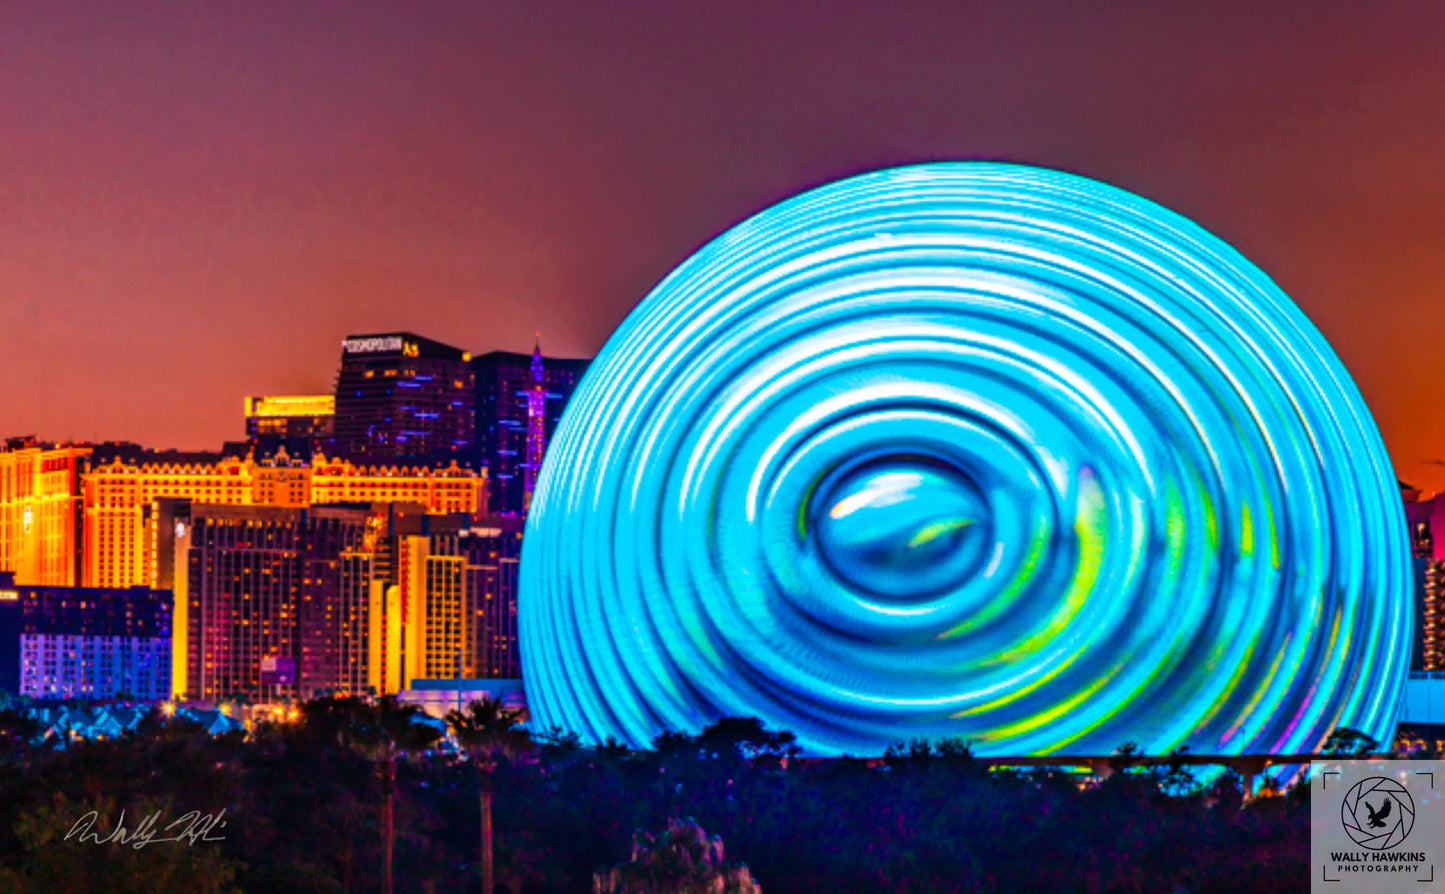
[519,163,1410,757]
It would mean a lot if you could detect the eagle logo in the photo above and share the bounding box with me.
[1365,797,1391,829]
[1342,776,1414,850]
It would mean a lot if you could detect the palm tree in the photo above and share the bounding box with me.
[341,696,442,894]
[447,695,532,894]
[593,817,763,894]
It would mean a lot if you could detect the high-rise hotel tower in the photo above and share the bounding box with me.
[0,439,89,587]
[331,333,475,463]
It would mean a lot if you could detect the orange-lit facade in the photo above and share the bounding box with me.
[370,515,523,697]
[82,452,484,589]
[244,394,335,439]
[0,442,90,587]
[309,454,480,512]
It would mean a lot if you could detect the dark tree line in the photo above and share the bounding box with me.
[0,702,1313,893]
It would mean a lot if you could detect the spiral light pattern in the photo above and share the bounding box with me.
[520,163,1410,756]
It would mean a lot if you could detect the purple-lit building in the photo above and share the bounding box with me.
[471,342,588,515]
[6,577,173,701]
[460,516,524,678]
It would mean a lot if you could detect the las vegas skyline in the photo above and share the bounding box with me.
[5,2,1445,492]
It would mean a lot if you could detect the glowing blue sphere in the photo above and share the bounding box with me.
[520,163,1410,756]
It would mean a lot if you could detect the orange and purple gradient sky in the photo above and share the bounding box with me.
[4,3,1445,491]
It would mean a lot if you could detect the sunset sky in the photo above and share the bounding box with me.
[4,2,1445,491]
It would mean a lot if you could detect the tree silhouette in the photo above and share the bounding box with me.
[0,708,41,764]
[447,695,532,894]
[338,696,442,894]
[593,817,762,894]
[1323,727,1379,757]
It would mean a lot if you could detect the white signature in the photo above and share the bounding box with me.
[65,809,228,849]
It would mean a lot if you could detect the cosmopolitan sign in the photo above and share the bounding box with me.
[343,336,406,354]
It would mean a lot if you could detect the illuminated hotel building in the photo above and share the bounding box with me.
[308,454,480,511]
[9,580,172,701]
[245,395,335,440]
[1404,484,1445,671]
[244,394,334,459]
[1424,560,1444,672]
[461,517,524,679]
[472,341,588,515]
[331,333,475,463]
[367,510,523,696]
[169,503,375,702]
[161,502,518,703]
[523,349,546,512]
[1405,483,1443,561]
[81,451,484,589]
[0,440,90,587]
[399,525,467,683]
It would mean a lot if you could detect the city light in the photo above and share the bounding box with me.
[8,7,1435,888]
[520,162,1411,757]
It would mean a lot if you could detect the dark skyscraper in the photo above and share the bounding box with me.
[0,573,20,696]
[460,517,523,679]
[332,333,475,463]
[472,340,588,515]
